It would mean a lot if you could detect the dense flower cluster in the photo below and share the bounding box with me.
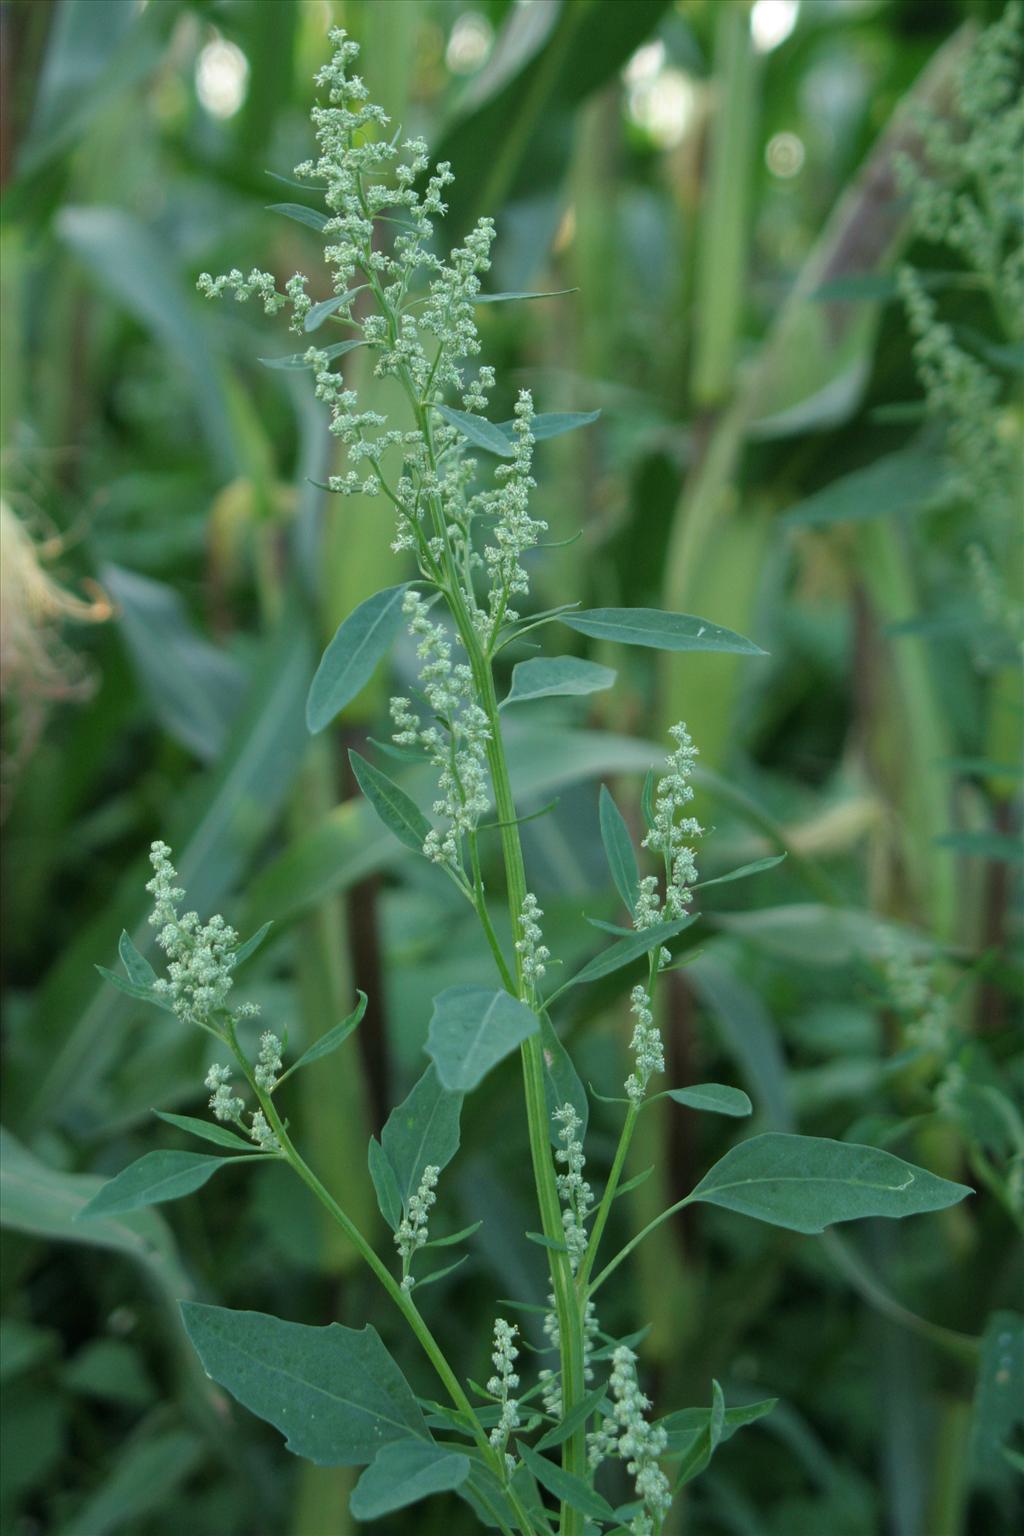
[633,722,703,967]
[486,1318,521,1468]
[396,1164,440,1288]
[515,892,550,1000]
[625,984,665,1104]
[147,842,240,1027]
[588,1346,672,1534]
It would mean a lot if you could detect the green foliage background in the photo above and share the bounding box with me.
[1,2,1020,1534]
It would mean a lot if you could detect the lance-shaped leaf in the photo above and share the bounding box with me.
[179,1303,429,1465]
[673,1380,725,1489]
[694,854,787,891]
[348,752,430,853]
[559,608,765,655]
[283,992,367,1078]
[153,1112,254,1152]
[232,921,273,968]
[350,1440,470,1519]
[475,288,578,303]
[599,785,640,914]
[503,656,615,707]
[259,338,366,371]
[265,201,329,231]
[380,1065,463,1209]
[689,1133,972,1234]
[550,914,696,999]
[368,1136,403,1232]
[426,987,540,1092]
[660,1395,777,1459]
[660,1084,753,1118]
[516,1441,616,1522]
[434,403,513,455]
[77,1151,245,1219]
[307,584,411,733]
[304,287,364,332]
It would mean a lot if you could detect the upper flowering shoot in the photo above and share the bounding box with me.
[552,1102,593,1273]
[395,1165,440,1290]
[147,842,239,1028]
[515,893,550,1003]
[626,984,664,1104]
[486,1318,521,1470]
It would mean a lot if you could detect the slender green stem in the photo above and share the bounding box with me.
[576,1102,639,1293]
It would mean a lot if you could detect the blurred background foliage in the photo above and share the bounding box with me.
[1,1,1021,1534]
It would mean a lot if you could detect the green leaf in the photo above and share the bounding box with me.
[552,915,696,998]
[539,1013,588,1145]
[535,1384,610,1451]
[286,992,368,1075]
[259,338,366,370]
[60,1428,202,1536]
[349,751,430,853]
[690,1134,972,1234]
[411,1255,470,1291]
[599,785,640,914]
[559,608,765,655]
[660,1084,753,1117]
[266,201,329,231]
[934,832,1024,864]
[503,657,616,707]
[782,449,948,527]
[380,1065,463,1209]
[427,987,540,1091]
[304,288,363,332]
[476,288,578,303]
[524,410,601,443]
[77,1151,243,1219]
[307,585,411,732]
[425,1219,484,1249]
[368,1136,403,1233]
[95,966,173,1013]
[614,1166,655,1199]
[970,1311,1023,1493]
[233,921,274,968]
[118,931,157,989]
[434,403,514,456]
[516,1441,616,1522]
[525,1231,570,1253]
[641,768,656,833]
[673,1381,726,1489]
[180,1303,429,1465]
[350,1440,470,1519]
[694,854,787,891]
[660,1396,777,1458]
[153,1112,254,1152]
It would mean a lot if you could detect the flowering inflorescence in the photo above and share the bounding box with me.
[588,1346,672,1535]
[486,1318,521,1471]
[515,893,550,1001]
[396,1164,440,1289]
[633,724,704,968]
[147,842,240,1027]
[626,984,665,1104]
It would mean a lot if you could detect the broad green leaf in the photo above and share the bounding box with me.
[503,657,615,707]
[232,921,274,968]
[559,608,765,656]
[535,1384,610,1451]
[77,1150,245,1219]
[551,915,696,998]
[95,966,173,1013]
[180,1303,429,1464]
[153,1112,254,1152]
[307,585,411,732]
[434,403,513,456]
[783,449,948,527]
[304,287,363,331]
[599,785,640,914]
[426,987,539,1091]
[349,751,430,853]
[970,1311,1023,1493]
[380,1065,463,1209]
[285,992,368,1076]
[516,1441,616,1522]
[661,1396,777,1458]
[673,1381,726,1489]
[539,1013,588,1145]
[661,1084,753,1118]
[694,854,787,891]
[368,1136,403,1232]
[350,1440,470,1519]
[259,338,366,370]
[118,931,157,989]
[476,288,578,303]
[690,1133,972,1233]
[266,201,329,231]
